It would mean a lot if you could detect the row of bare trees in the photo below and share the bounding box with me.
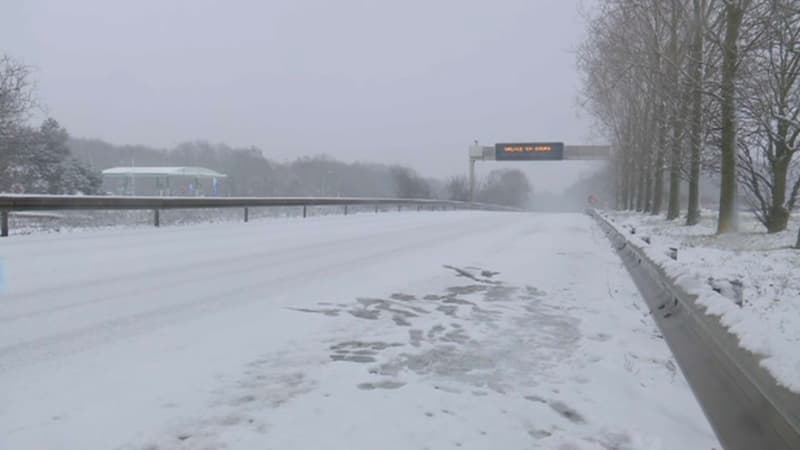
[578,0,800,247]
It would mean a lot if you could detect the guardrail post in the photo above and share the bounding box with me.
[303,205,307,218]
[344,205,348,216]
[154,209,160,227]
[375,204,379,214]
[417,204,421,212]
[1,210,8,237]
[244,207,249,223]
[397,205,401,212]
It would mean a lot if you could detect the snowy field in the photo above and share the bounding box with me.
[0,211,718,449]
[602,210,800,394]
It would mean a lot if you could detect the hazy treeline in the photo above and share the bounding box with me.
[2,52,534,208]
[579,0,800,247]
[70,137,533,208]
[70,137,438,199]
[0,53,439,200]
[530,165,635,212]
[443,170,532,208]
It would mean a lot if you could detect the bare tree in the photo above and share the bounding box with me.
[737,0,800,232]
[444,176,469,202]
[389,166,432,199]
[0,55,37,186]
[666,0,690,220]
[578,0,685,214]
[716,0,752,233]
[0,55,36,139]
[476,169,532,208]
[579,0,800,245]
[686,0,711,224]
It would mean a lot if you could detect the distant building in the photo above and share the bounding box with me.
[101,166,228,196]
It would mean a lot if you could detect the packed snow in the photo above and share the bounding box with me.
[601,209,800,394]
[0,211,718,449]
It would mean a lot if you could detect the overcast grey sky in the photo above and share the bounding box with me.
[3,0,603,190]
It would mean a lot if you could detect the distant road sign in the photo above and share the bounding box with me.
[495,142,564,161]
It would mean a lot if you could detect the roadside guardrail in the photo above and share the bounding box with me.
[0,194,518,237]
[589,209,800,450]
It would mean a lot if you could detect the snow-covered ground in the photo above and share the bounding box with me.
[602,209,800,394]
[0,211,718,449]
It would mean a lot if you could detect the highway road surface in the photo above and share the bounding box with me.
[0,211,719,449]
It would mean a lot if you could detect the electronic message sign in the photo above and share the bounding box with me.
[495,142,564,161]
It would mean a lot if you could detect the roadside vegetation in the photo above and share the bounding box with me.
[579,0,800,247]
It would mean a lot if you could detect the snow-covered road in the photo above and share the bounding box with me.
[0,211,718,449]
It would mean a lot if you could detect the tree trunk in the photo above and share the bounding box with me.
[626,153,635,210]
[717,2,745,234]
[766,154,790,233]
[619,180,627,210]
[686,0,705,225]
[686,144,702,223]
[630,168,637,210]
[652,124,666,214]
[616,164,625,210]
[686,145,702,224]
[796,225,800,249]
[636,156,646,211]
[667,133,683,219]
[644,154,654,213]
[666,0,683,221]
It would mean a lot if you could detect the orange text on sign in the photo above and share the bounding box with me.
[503,145,552,153]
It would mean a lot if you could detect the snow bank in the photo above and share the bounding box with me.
[601,209,800,393]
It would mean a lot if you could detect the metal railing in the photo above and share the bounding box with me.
[0,194,518,236]
[589,209,800,450]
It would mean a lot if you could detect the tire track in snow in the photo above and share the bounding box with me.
[0,217,497,321]
[0,215,520,373]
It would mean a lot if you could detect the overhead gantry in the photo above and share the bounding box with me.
[468,142,611,202]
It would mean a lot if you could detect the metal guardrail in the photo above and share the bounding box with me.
[589,209,800,450]
[0,194,518,236]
